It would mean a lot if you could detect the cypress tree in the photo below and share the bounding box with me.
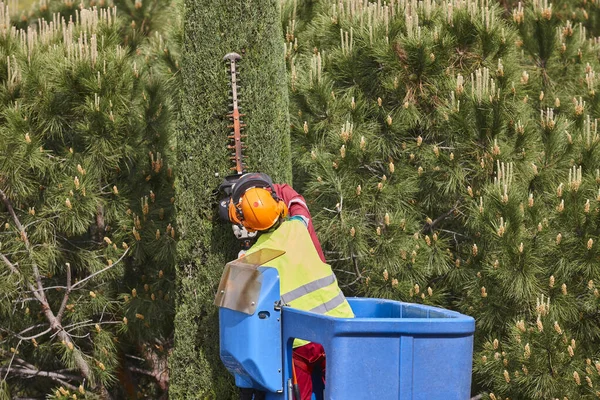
[170,0,291,398]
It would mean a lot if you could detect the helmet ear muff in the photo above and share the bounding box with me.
[228,198,243,225]
[278,200,288,219]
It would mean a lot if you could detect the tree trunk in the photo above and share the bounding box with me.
[170,0,291,397]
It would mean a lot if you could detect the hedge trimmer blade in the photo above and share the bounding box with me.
[223,52,247,175]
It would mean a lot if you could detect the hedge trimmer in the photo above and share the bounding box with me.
[218,52,257,252]
[224,52,246,175]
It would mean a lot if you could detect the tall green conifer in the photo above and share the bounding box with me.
[170,0,290,398]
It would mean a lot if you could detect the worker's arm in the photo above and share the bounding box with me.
[273,183,326,263]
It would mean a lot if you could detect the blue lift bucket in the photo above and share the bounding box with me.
[216,251,475,400]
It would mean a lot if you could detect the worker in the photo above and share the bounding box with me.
[223,172,354,400]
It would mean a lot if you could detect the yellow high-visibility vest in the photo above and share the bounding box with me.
[247,219,354,346]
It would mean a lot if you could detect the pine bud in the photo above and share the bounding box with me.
[481,355,487,363]
[77,164,85,175]
[557,199,564,213]
[340,145,346,158]
[467,186,473,197]
[417,166,423,176]
[89,291,96,298]
[78,385,85,394]
[103,237,112,245]
[67,341,74,351]
[383,269,388,281]
[388,161,395,174]
[123,317,128,325]
[416,136,423,147]
[555,97,561,108]
[97,362,106,371]
[303,121,308,134]
[377,97,382,107]
[518,242,524,253]
[492,339,500,350]
[144,284,149,292]
[74,176,80,190]
[588,238,594,250]
[490,394,497,400]
[550,275,555,287]
[574,371,581,385]
[132,288,137,297]
[351,97,356,109]
[480,286,487,298]
[516,320,526,332]
[25,133,32,143]
[553,321,562,334]
[450,152,454,161]
[360,136,366,150]
[376,227,381,236]
[536,317,544,332]
[65,198,72,209]
[427,287,433,296]
[414,284,420,295]
[562,283,568,295]
[425,235,431,246]
[493,259,499,269]
[386,115,392,126]
[391,278,398,287]
[377,182,383,191]
[356,185,361,196]
[568,345,574,357]
[95,324,101,332]
[584,199,590,213]
[503,369,510,383]
[135,313,144,320]
[159,270,164,279]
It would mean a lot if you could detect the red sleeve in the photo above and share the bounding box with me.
[273,184,326,263]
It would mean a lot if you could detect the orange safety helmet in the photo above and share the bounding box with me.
[228,173,289,232]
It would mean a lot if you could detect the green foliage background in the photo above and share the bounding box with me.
[283,0,600,398]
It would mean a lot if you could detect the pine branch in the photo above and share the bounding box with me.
[0,366,80,391]
[0,188,97,390]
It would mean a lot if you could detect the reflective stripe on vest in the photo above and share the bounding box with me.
[280,273,337,305]
[309,290,346,314]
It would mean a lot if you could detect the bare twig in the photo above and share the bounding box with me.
[421,200,461,233]
[56,263,72,323]
[0,252,19,275]
[2,339,22,381]
[70,248,130,290]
